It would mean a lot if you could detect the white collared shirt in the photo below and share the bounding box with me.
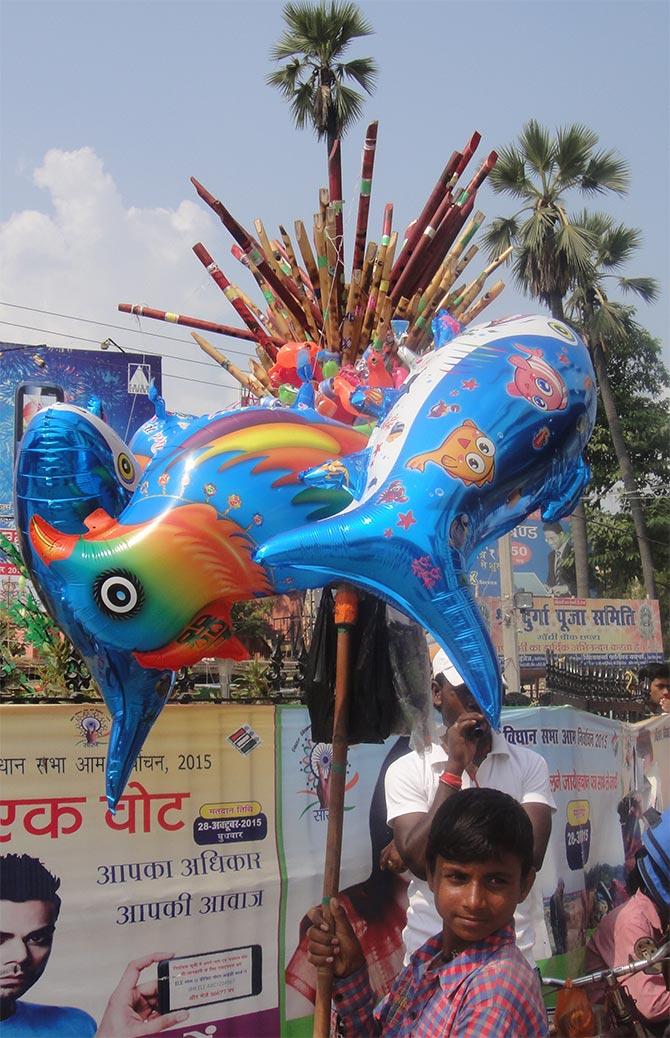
[384,729,556,966]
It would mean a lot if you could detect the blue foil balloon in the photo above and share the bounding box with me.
[14,404,175,810]
[255,315,597,727]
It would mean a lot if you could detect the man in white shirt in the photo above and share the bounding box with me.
[385,649,555,966]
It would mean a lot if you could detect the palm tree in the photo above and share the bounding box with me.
[483,120,630,595]
[565,213,659,599]
[267,1,377,156]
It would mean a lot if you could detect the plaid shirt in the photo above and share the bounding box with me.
[333,925,548,1037]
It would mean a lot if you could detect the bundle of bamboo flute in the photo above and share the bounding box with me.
[119,124,509,398]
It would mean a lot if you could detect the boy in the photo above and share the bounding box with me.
[308,787,548,1036]
[385,650,554,965]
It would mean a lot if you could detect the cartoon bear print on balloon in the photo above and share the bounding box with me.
[507,344,567,412]
[406,418,496,487]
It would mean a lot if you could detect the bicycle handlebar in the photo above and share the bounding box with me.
[542,940,670,989]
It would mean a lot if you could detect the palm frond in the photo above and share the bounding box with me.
[481,216,520,260]
[581,149,630,195]
[596,224,642,269]
[555,221,596,275]
[518,119,555,178]
[266,58,309,95]
[488,146,536,199]
[616,276,659,303]
[587,299,629,343]
[554,123,599,185]
[571,209,613,238]
[289,80,320,132]
[333,82,365,133]
[335,55,378,93]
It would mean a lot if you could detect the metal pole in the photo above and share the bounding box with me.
[497,533,520,693]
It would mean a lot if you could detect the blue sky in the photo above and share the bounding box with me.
[1,0,667,413]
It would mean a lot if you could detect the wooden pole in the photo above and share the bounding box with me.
[312,586,358,1038]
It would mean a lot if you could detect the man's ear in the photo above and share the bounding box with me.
[519,866,536,904]
[431,679,442,710]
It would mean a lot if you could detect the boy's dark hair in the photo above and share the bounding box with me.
[0,854,61,917]
[426,788,534,877]
[639,661,669,685]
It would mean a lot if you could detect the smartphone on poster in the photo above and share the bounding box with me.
[14,382,64,454]
[157,945,262,1014]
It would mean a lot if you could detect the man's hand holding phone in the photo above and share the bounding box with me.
[96,952,189,1038]
[442,711,488,774]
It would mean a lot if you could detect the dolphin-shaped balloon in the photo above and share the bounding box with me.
[256,315,597,714]
[15,315,596,806]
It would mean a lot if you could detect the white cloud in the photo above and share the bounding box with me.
[0,147,252,414]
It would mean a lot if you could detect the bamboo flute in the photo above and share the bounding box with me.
[372,230,398,333]
[313,214,336,351]
[453,244,479,279]
[328,139,345,305]
[413,194,476,297]
[192,242,272,348]
[361,204,393,344]
[278,225,322,337]
[341,269,362,365]
[256,343,275,372]
[389,138,476,289]
[349,241,377,359]
[230,243,296,342]
[451,246,512,319]
[117,303,282,354]
[294,220,321,301]
[190,177,308,330]
[254,219,287,281]
[191,332,266,398]
[390,185,455,303]
[250,358,274,392]
[460,280,505,325]
[319,187,329,226]
[324,205,342,343]
[352,121,378,272]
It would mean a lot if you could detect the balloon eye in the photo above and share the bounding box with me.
[475,436,494,456]
[465,452,485,474]
[94,570,144,618]
[536,378,552,394]
[532,395,548,410]
[116,452,136,485]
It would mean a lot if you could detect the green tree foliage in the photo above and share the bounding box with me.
[0,533,95,698]
[267,1,377,153]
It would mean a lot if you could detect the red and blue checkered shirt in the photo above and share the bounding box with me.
[333,924,548,1037]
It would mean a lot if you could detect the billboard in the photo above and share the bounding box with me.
[0,343,162,528]
[479,596,665,668]
[470,510,575,597]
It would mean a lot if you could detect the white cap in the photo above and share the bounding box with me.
[431,648,464,686]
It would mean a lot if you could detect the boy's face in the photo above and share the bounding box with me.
[0,900,56,1007]
[427,853,535,951]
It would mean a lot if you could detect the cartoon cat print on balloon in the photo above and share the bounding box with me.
[407,419,496,486]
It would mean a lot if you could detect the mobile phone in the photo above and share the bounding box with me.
[157,944,262,1014]
[14,382,64,453]
[467,723,485,741]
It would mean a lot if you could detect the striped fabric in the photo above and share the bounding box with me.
[333,925,548,1037]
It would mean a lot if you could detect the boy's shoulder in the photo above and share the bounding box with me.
[467,939,542,998]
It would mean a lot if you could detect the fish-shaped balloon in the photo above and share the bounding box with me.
[256,315,597,717]
[16,404,367,807]
[14,403,176,810]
